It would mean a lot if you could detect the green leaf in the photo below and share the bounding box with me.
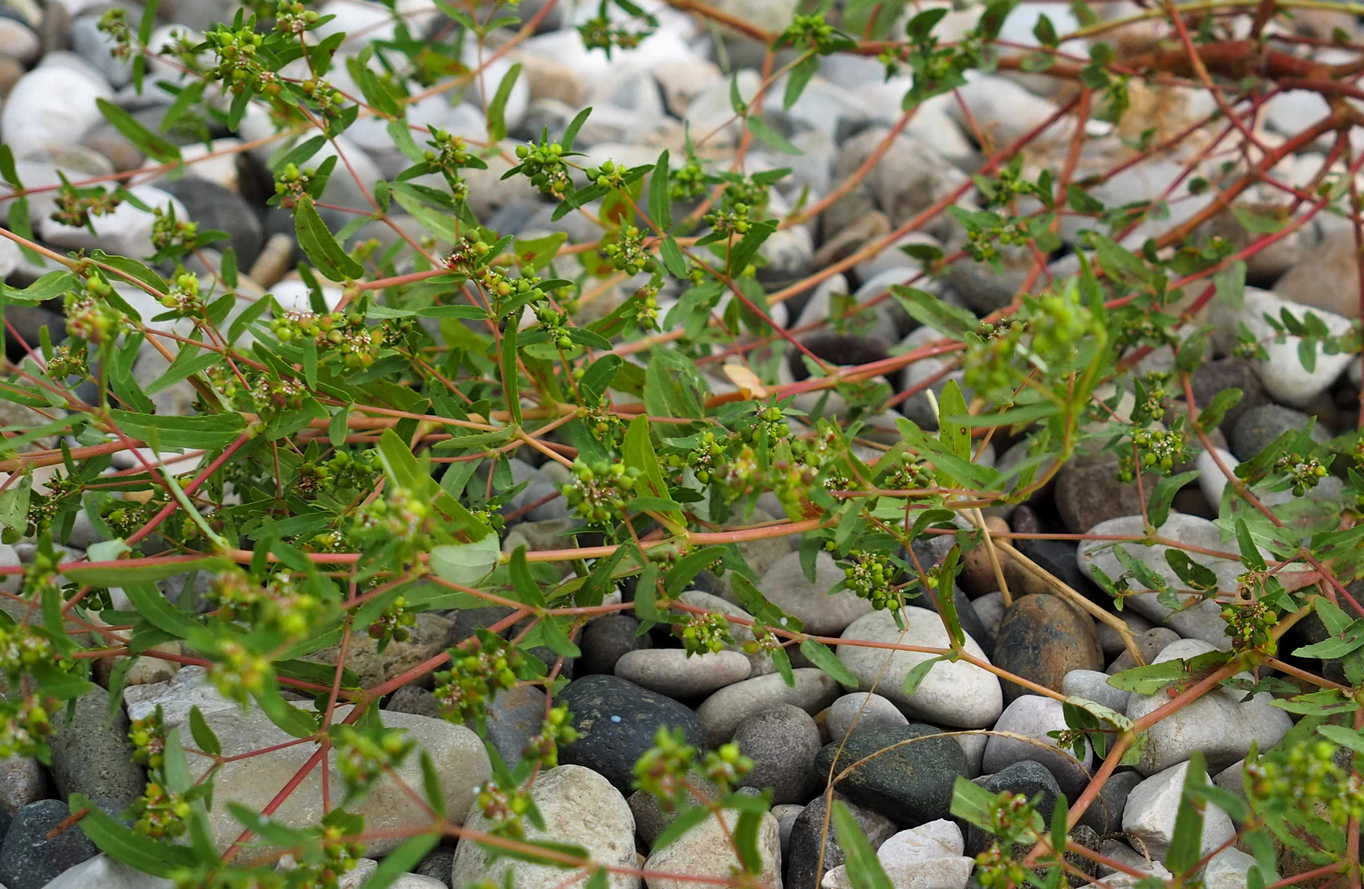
[294,199,363,281]
[800,639,859,687]
[72,793,197,876]
[188,706,221,756]
[253,684,319,740]
[1315,723,1364,755]
[360,833,440,889]
[1107,650,1229,695]
[1291,620,1364,659]
[430,533,501,587]
[107,409,245,451]
[0,476,31,543]
[1197,388,1242,432]
[649,803,712,853]
[746,117,801,155]
[0,143,20,188]
[660,236,688,277]
[1165,751,1208,874]
[1146,470,1198,529]
[889,286,977,339]
[734,808,764,874]
[901,655,945,696]
[784,54,819,109]
[487,62,523,141]
[937,380,970,459]
[0,270,76,305]
[831,800,894,889]
[96,99,181,164]
[501,316,521,424]
[114,581,204,637]
[623,415,681,525]
[649,150,672,231]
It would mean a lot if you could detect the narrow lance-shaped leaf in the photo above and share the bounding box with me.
[294,199,363,281]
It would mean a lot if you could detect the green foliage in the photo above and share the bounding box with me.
[0,0,1361,886]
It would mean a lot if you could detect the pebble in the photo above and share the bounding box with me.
[964,761,1062,855]
[823,819,974,889]
[1125,638,1291,775]
[1053,452,1146,535]
[336,858,447,889]
[814,723,969,826]
[578,613,651,675]
[1107,627,1182,673]
[823,692,909,742]
[991,594,1104,700]
[785,793,898,889]
[1061,669,1130,714]
[1076,514,1236,648]
[675,590,774,675]
[1273,228,1361,319]
[838,606,1003,728]
[159,177,266,269]
[36,854,172,889]
[734,704,822,804]
[0,755,46,823]
[1078,769,1144,837]
[451,765,638,889]
[696,667,841,747]
[982,695,1093,799]
[757,550,870,634]
[485,684,549,767]
[614,648,752,698]
[1187,358,1269,435]
[643,805,782,889]
[47,685,146,818]
[0,799,98,889]
[1,60,111,158]
[558,674,703,791]
[1228,403,1331,461]
[182,705,490,863]
[1123,761,1235,860]
[1210,287,1354,407]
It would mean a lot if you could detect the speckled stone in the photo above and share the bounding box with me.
[558,674,703,792]
[991,595,1103,701]
[814,723,969,826]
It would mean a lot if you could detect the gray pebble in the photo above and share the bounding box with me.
[823,692,908,742]
[0,799,99,889]
[615,648,751,698]
[1061,669,1130,713]
[735,705,821,804]
[48,686,145,818]
[697,668,842,748]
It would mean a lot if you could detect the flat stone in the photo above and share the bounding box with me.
[1210,287,1354,408]
[304,612,453,690]
[982,695,1093,799]
[1204,846,1264,889]
[697,668,841,747]
[1229,404,1329,461]
[814,723,968,826]
[0,755,48,818]
[452,765,638,889]
[615,648,752,698]
[559,674,703,791]
[1123,761,1234,859]
[1054,453,1146,535]
[123,665,241,727]
[735,704,822,804]
[992,594,1103,700]
[676,590,775,675]
[182,705,490,864]
[486,684,548,767]
[838,606,1002,728]
[336,857,447,888]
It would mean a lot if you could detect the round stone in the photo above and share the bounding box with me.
[734,704,822,804]
[814,723,969,826]
[982,695,1094,799]
[47,686,145,818]
[757,550,871,635]
[785,793,898,889]
[824,692,909,742]
[578,614,650,676]
[614,648,751,698]
[558,674,703,791]
[0,799,99,889]
[838,606,1002,728]
[696,667,841,747]
[991,594,1103,700]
